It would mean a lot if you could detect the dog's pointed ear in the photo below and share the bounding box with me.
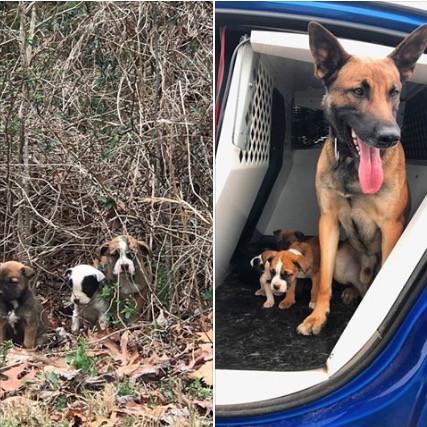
[22,265,35,279]
[293,255,310,274]
[308,21,351,82]
[389,24,427,82]
[137,240,151,255]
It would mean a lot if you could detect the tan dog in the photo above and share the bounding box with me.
[297,23,427,335]
[0,261,48,348]
[95,235,152,321]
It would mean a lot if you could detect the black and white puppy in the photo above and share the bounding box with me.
[65,264,106,332]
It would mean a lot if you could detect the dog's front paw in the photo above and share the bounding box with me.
[341,287,359,305]
[255,289,266,296]
[263,299,274,308]
[297,311,327,335]
[279,298,295,309]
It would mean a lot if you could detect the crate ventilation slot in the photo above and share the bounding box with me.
[238,62,272,165]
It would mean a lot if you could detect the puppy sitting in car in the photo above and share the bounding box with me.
[66,235,152,332]
[251,229,376,310]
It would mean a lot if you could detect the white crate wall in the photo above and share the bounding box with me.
[215,42,273,286]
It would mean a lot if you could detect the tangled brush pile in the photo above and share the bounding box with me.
[0,2,212,316]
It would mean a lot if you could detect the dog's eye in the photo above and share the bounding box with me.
[390,88,400,98]
[352,87,365,97]
[270,269,276,276]
[126,251,136,259]
[280,272,289,280]
[9,278,18,284]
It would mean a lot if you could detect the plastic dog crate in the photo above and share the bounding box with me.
[215,30,427,406]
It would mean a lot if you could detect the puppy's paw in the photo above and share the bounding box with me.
[279,298,295,309]
[341,287,359,305]
[308,301,316,310]
[297,311,327,336]
[255,289,265,296]
[263,300,274,308]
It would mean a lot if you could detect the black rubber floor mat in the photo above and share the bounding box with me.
[215,273,358,371]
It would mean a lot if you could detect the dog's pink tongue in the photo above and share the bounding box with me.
[357,138,384,194]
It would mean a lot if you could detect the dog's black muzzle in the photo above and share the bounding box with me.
[0,284,21,302]
[349,116,400,149]
[372,124,401,148]
[335,107,401,150]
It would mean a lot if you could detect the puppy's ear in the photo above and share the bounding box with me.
[99,242,110,257]
[308,21,351,82]
[137,240,151,255]
[266,255,276,265]
[294,231,305,241]
[389,24,427,81]
[273,229,282,238]
[22,265,35,279]
[293,255,310,274]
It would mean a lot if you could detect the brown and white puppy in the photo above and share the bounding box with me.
[95,235,152,320]
[0,261,48,348]
[273,229,377,307]
[250,250,278,308]
[269,242,315,309]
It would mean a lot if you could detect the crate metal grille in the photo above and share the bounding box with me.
[239,62,273,164]
[402,88,427,160]
[292,106,329,148]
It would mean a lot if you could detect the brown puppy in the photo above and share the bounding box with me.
[95,235,152,321]
[268,246,312,309]
[273,229,305,250]
[0,261,47,348]
[275,229,377,305]
[297,23,427,335]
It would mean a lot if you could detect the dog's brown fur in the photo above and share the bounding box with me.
[0,261,48,348]
[273,229,305,250]
[297,23,427,335]
[95,235,152,320]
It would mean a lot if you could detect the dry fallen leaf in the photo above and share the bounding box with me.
[65,407,87,424]
[116,352,141,377]
[102,340,122,361]
[193,343,213,364]
[0,363,38,392]
[120,330,129,364]
[119,401,171,419]
[196,329,213,343]
[89,415,113,427]
[130,353,170,381]
[190,360,213,386]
